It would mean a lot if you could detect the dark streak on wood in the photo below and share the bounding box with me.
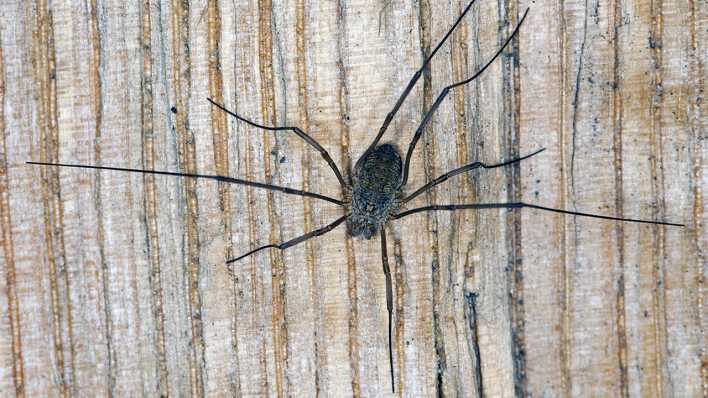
[207,0,234,257]
[257,0,288,395]
[416,1,447,397]
[464,292,484,397]
[87,1,116,395]
[392,238,405,394]
[170,0,206,395]
[237,5,269,394]
[451,2,474,394]
[451,0,473,228]
[32,1,75,395]
[502,1,528,396]
[206,1,241,393]
[139,0,170,395]
[294,0,323,395]
[569,0,589,194]
[610,0,629,395]
[334,1,361,395]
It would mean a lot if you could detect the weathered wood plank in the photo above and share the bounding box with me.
[0,0,703,396]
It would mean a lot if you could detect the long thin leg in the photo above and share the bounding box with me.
[27,161,343,206]
[400,8,530,187]
[392,202,684,226]
[208,98,348,188]
[380,227,395,393]
[356,0,480,171]
[402,148,545,204]
[228,215,348,263]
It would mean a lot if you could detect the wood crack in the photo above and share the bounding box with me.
[557,0,572,394]
[464,292,484,397]
[569,0,590,197]
[415,1,447,396]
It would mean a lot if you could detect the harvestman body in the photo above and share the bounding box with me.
[29,1,683,393]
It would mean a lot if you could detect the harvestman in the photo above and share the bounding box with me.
[29,1,683,393]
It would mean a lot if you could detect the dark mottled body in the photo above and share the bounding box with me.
[348,144,402,239]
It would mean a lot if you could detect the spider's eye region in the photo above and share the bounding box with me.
[346,214,379,240]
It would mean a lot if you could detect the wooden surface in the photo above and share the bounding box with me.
[0,0,704,396]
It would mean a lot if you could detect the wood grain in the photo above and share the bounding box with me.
[0,0,704,396]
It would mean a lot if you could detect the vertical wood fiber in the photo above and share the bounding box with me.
[0,0,703,396]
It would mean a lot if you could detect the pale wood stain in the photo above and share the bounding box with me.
[0,30,26,398]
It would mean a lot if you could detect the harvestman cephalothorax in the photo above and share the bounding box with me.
[28,1,684,392]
